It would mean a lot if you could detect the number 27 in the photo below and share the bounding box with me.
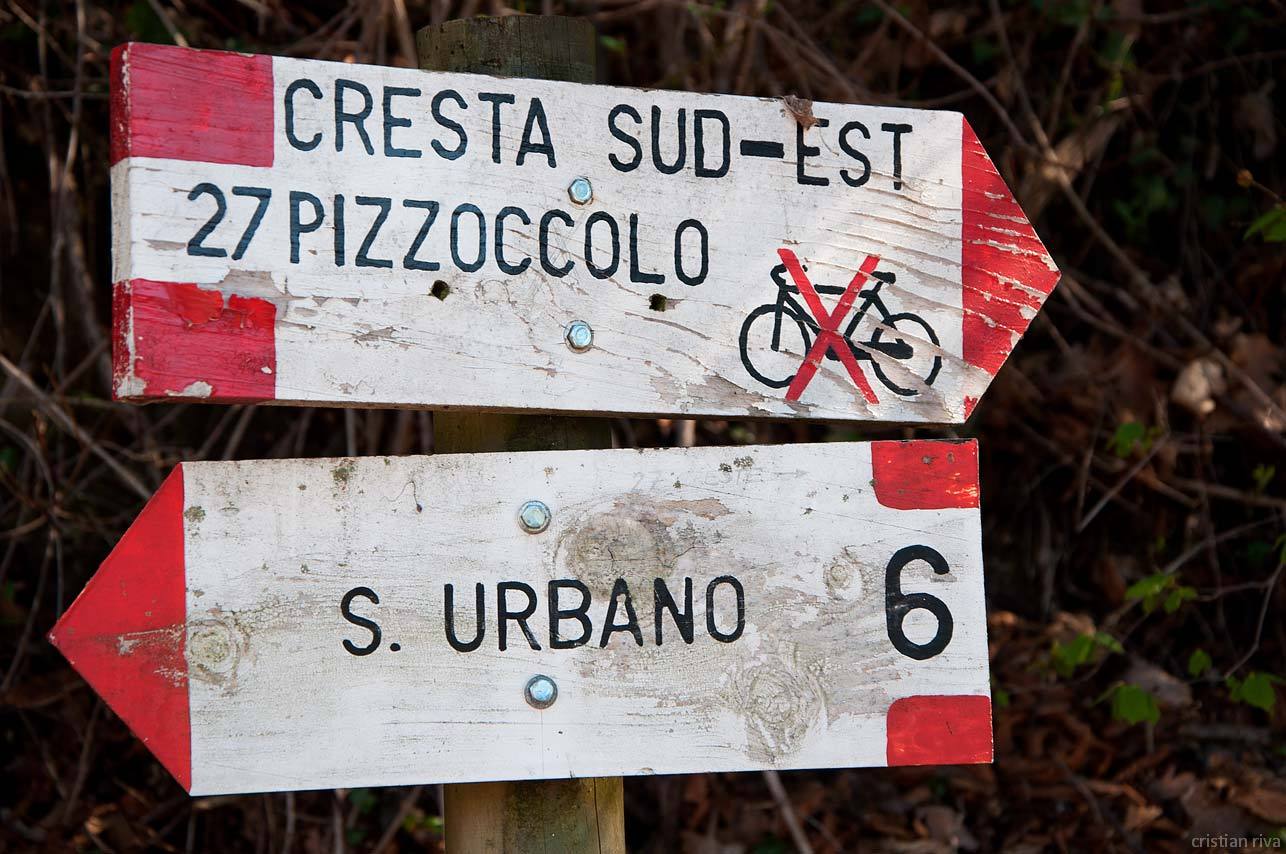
[187,183,271,260]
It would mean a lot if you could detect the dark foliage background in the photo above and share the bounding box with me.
[1,1,1284,851]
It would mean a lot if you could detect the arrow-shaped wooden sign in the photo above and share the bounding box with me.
[50,441,990,794]
[110,43,1058,423]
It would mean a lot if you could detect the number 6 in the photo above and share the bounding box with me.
[885,545,953,660]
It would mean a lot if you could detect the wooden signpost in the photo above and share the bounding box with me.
[49,440,990,795]
[56,16,1064,851]
[108,40,1059,423]
[416,19,618,847]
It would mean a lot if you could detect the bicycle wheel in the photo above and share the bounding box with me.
[867,312,942,396]
[739,304,812,389]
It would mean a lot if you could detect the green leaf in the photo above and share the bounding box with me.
[1188,649,1212,678]
[402,812,444,834]
[1094,631,1124,654]
[1109,421,1146,457]
[125,0,174,44]
[598,35,627,56]
[1126,573,1174,614]
[971,38,999,65]
[1164,586,1197,614]
[1051,632,1119,677]
[1245,204,1286,243]
[752,838,790,854]
[1252,464,1276,493]
[1230,672,1279,714]
[1052,634,1094,677]
[1125,573,1170,601]
[348,788,377,814]
[1109,683,1160,726]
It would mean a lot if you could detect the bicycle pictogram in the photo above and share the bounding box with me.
[738,249,942,401]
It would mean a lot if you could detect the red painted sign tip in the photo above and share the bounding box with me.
[48,466,192,791]
[961,116,1061,387]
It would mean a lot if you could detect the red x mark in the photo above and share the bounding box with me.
[779,248,882,404]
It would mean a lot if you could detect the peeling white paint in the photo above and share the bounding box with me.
[172,380,214,398]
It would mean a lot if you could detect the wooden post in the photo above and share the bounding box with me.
[416,15,596,82]
[416,15,624,854]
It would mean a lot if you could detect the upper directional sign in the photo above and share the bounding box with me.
[49,440,989,794]
[110,43,1059,422]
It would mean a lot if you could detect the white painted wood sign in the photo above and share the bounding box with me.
[50,440,991,795]
[110,42,1059,423]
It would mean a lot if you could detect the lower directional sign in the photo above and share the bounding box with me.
[50,441,991,795]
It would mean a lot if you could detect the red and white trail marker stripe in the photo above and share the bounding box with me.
[51,441,990,795]
[110,42,1058,423]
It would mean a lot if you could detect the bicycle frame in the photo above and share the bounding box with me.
[742,262,938,396]
[766,274,894,360]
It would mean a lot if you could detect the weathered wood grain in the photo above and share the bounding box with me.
[443,778,626,854]
[109,42,1060,423]
[49,441,992,795]
[415,16,597,82]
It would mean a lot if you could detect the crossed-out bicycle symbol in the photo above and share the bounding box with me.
[738,249,942,402]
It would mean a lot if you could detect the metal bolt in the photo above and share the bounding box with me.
[565,320,593,352]
[525,674,558,709]
[567,176,593,205]
[518,499,551,534]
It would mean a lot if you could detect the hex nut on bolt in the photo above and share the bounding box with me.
[567,177,593,205]
[525,674,558,709]
[518,500,551,534]
[565,320,593,352]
